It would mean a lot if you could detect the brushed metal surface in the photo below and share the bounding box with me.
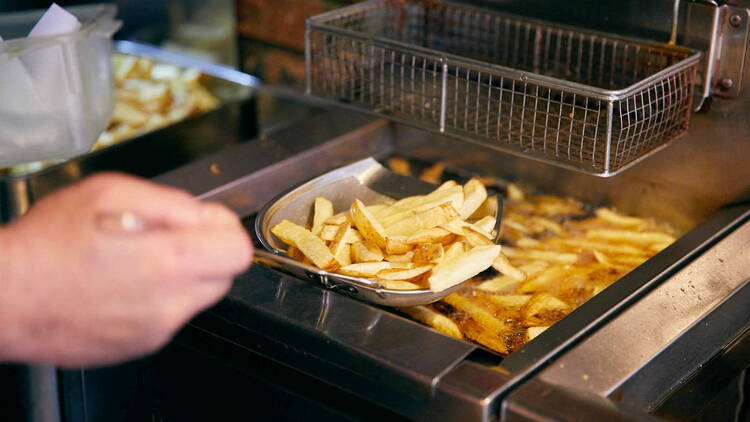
[200,264,480,421]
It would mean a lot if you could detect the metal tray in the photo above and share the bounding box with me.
[255,157,501,307]
[305,0,702,176]
[0,42,260,222]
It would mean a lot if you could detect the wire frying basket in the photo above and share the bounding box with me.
[305,0,701,176]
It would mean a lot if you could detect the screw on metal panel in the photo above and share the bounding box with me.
[721,78,735,90]
[730,14,742,27]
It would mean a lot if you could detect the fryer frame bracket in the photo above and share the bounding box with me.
[682,1,750,107]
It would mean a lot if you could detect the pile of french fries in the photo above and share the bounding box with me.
[94,53,219,150]
[387,157,677,355]
[271,178,512,292]
[271,157,679,355]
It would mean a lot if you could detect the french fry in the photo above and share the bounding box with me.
[461,226,494,247]
[484,294,532,308]
[388,157,411,175]
[502,218,532,235]
[459,321,509,354]
[384,250,416,263]
[351,241,384,263]
[351,199,388,248]
[366,204,390,218]
[502,247,579,264]
[407,227,454,244]
[330,240,351,267]
[492,252,526,281]
[385,236,413,254]
[413,243,444,264]
[530,217,563,235]
[111,101,148,127]
[440,218,470,236]
[114,55,137,83]
[436,180,459,191]
[474,215,496,234]
[385,205,452,237]
[592,284,609,295]
[440,202,462,219]
[338,262,412,277]
[334,223,363,244]
[608,254,650,267]
[477,275,519,294]
[271,220,339,271]
[535,195,586,217]
[585,229,676,245]
[442,220,492,242]
[518,265,571,293]
[595,208,645,227]
[506,183,525,201]
[325,213,350,225]
[526,326,549,342]
[428,245,502,291]
[398,306,463,339]
[395,184,463,210]
[459,178,488,219]
[380,280,422,290]
[444,293,509,334]
[379,185,464,223]
[516,237,541,248]
[549,238,645,256]
[469,195,498,220]
[443,242,465,262]
[419,162,444,184]
[377,265,432,280]
[522,294,570,325]
[519,261,549,277]
[650,242,672,253]
[592,249,630,271]
[311,197,334,236]
[286,245,305,261]
[319,224,341,241]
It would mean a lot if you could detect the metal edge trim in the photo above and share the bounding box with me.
[113,40,261,88]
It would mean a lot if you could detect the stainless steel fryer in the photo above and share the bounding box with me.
[3,0,750,420]
[151,105,748,421]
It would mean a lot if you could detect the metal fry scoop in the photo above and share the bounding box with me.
[254,157,502,307]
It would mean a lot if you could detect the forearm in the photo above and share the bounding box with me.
[0,225,32,363]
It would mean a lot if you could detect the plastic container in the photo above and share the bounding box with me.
[0,5,121,167]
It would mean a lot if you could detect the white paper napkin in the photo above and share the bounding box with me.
[0,35,49,148]
[21,4,84,146]
[28,3,80,37]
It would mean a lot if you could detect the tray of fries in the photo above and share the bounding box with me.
[0,41,256,177]
[255,157,508,307]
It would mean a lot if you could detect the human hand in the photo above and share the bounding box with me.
[0,173,252,367]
